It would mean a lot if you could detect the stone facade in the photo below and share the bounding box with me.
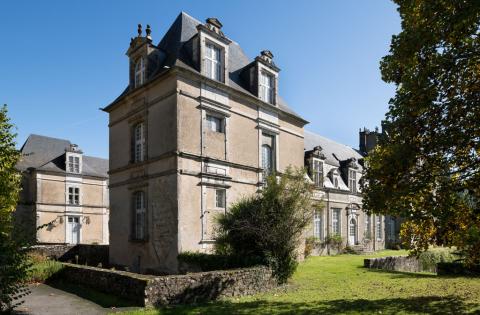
[59,263,275,306]
[103,12,401,274]
[16,135,109,245]
[303,130,400,254]
[104,13,306,274]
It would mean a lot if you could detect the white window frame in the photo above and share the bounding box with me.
[206,114,224,133]
[67,154,81,174]
[332,208,341,236]
[134,191,146,240]
[134,57,145,88]
[259,70,274,104]
[314,210,323,240]
[262,144,273,178]
[68,186,80,205]
[312,159,323,187]
[134,123,145,163]
[349,169,357,193]
[204,42,223,81]
[215,189,226,209]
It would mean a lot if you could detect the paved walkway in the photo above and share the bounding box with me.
[14,284,131,315]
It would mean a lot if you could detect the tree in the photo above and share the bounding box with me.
[0,105,30,312]
[215,167,318,283]
[363,1,480,265]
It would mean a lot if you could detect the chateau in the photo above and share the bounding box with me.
[103,12,398,274]
[16,135,109,245]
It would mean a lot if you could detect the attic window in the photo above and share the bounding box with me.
[259,71,274,104]
[134,57,145,87]
[68,155,80,174]
[204,42,222,81]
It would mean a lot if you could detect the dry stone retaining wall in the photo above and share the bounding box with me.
[57,263,275,306]
[364,256,434,273]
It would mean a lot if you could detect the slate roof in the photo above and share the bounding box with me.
[105,12,305,122]
[17,134,108,178]
[304,130,364,168]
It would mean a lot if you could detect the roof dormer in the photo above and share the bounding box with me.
[65,144,83,174]
[196,17,231,84]
[126,24,165,89]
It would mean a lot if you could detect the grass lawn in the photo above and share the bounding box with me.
[118,250,480,315]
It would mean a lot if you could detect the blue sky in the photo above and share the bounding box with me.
[0,1,400,159]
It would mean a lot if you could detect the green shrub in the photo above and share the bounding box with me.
[28,259,64,283]
[325,234,343,252]
[417,248,458,271]
[215,167,319,284]
[304,236,322,258]
[177,252,262,272]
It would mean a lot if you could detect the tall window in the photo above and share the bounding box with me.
[205,42,222,81]
[259,71,274,104]
[376,215,382,240]
[262,144,273,177]
[312,159,323,187]
[215,189,226,209]
[365,215,372,239]
[68,156,80,173]
[134,57,145,87]
[349,169,357,193]
[133,123,145,163]
[314,211,323,240]
[133,191,146,240]
[388,217,396,241]
[332,208,341,235]
[206,115,224,133]
[68,187,80,205]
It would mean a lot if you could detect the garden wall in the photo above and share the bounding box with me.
[364,256,434,273]
[58,263,275,306]
[30,244,109,266]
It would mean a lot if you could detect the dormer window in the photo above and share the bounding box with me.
[204,42,223,81]
[349,169,357,193]
[312,159,323,187]
[134,57,145,87]
[259,71,274,104]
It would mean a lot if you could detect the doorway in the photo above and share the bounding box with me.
[67,216,81,244]
[349,217,357,245]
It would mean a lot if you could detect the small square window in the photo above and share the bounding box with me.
[215,189,226,208]
[206,115,224,133]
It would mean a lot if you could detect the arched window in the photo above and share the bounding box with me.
[133,191,146,240]
[133,123,145,162]
[262,144,273,177]
[134,57,145,87]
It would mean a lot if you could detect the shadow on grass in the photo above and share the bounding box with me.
[359,266,438,279]
[46,278,139,308]
[151,296,480,315]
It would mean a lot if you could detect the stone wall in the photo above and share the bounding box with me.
[364,256,434,273]
[145,267,275,306]
[57,263,275,306]
[30,244,109,266]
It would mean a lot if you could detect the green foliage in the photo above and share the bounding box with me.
[417,248,458,271]
[325,234,343,252]
[304,236,321,258]
[0,105,31,312]
[27,254,64,283]
[363,1,480,265]
[215,167,318,284]
[177,252,262,272]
